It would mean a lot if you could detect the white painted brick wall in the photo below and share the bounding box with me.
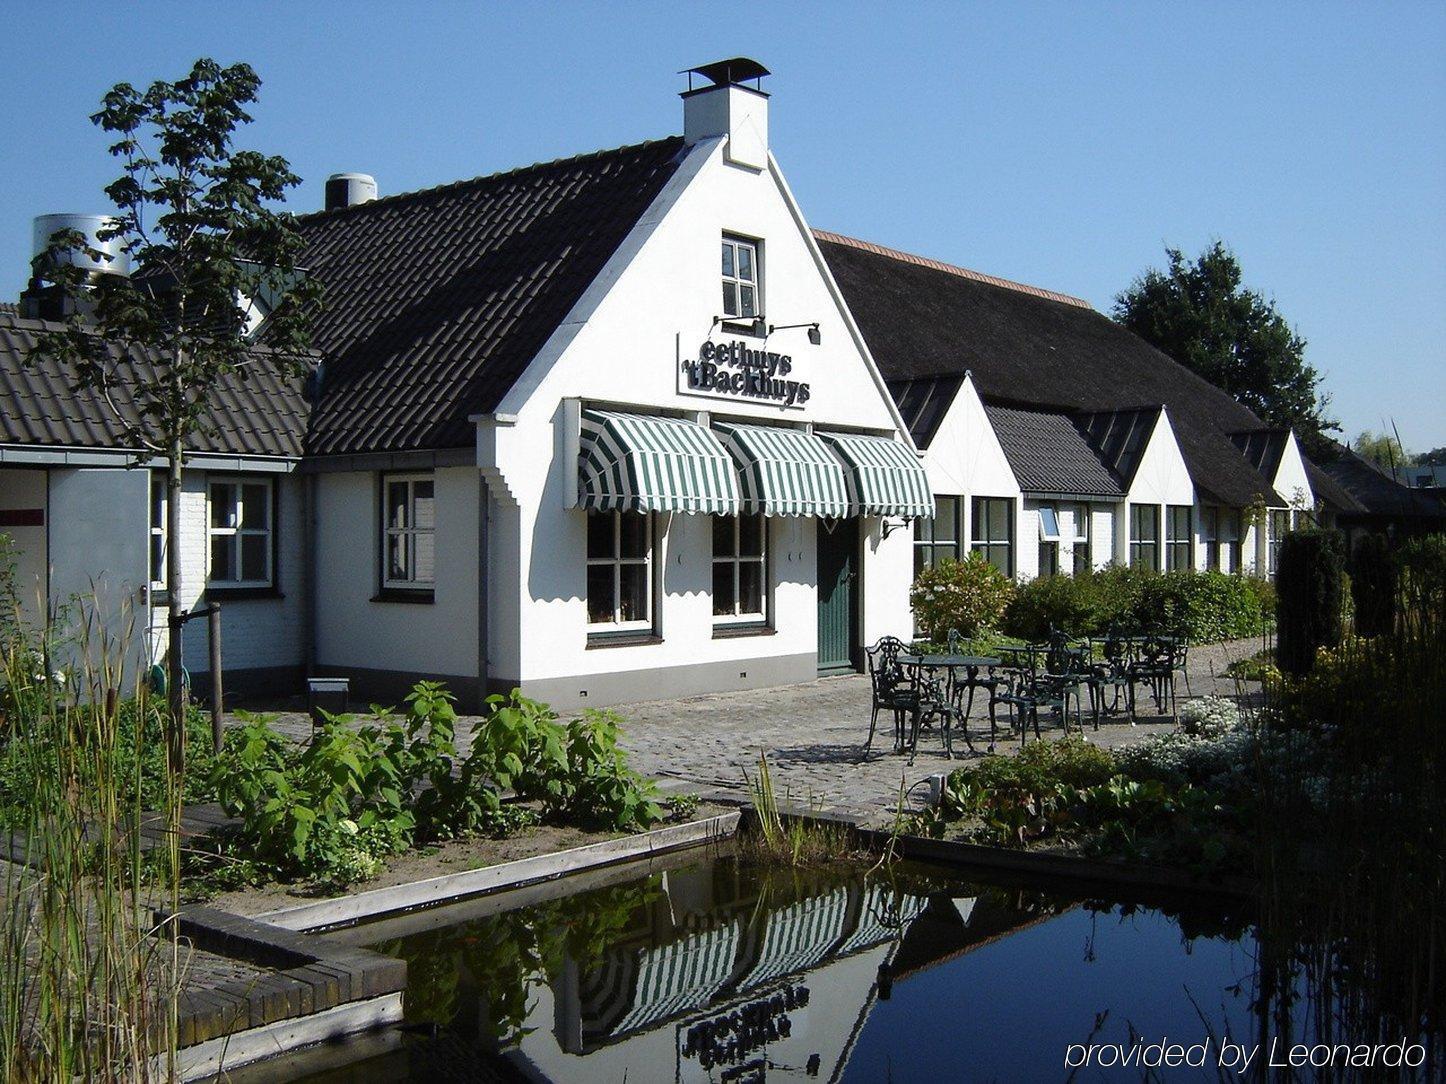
[1092,506,1116,568]
[148,470,305,679]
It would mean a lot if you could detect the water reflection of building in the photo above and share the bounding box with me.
[510,864,1069,1082]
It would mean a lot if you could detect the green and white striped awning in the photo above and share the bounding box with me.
[713,422,852,517]
[818,431,935,518]
[579,410,741,515]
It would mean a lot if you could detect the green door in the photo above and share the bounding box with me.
[816,519,859,673]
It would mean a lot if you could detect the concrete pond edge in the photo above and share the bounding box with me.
[158,811,741,1079]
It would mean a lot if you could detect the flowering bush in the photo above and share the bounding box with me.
[1177,695,1240,738]
[910,553,1015,641]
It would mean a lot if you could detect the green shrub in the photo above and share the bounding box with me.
[1002,566,1268,643]
[909,553,1014,641]
[0,695,217,827]
[1276,528,1346,676]
[1136,570,1266,643]
[1002,573,1103,640]
[1242,575,1276,619]
[1397,534,1446,631]
[210,682,664,886]
[1348,533,1396,637]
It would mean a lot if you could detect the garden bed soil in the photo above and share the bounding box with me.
[201,802,735,917]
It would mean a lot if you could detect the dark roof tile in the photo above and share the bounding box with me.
[296,137,689,456]
[0,311,310,459]
[983,403,1126,498]
[818,232,1284,508]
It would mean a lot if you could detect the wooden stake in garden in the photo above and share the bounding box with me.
[26,58,320,776]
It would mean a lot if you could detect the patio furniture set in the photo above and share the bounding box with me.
[864,628,1190,763]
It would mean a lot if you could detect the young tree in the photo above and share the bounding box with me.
[1113,242,1337,459]
[1351,430,1414,472]
[28,59,320,774]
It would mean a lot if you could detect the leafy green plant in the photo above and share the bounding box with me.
[1003,566,1267,642]
[1348,533,1395,637]
[910,553,1015,641]
[562,709,662,831]
[208,683,662,886]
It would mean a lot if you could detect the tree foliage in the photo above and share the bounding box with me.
[25,58,320,769]
[1351,430,1413,471]
[1113,243,1336,458]
[28,58,319,456]
[1413,446,1445,467]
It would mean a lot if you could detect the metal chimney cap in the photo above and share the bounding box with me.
[681,58,770,89]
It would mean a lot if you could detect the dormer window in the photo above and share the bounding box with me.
[721,237,759,319]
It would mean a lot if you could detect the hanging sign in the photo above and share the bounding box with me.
[679,339,811,409]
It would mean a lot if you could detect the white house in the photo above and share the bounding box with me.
[1,58,1335,712]
[816,231,1318,587]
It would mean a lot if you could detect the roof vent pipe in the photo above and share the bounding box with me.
[325,173,377,211]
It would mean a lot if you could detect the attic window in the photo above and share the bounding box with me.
[721,237,759,320]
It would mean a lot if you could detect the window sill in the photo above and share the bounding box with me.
[586,631,662,650]
[204,586,283,602]
[372,589,435,604]
[712,623,775,640]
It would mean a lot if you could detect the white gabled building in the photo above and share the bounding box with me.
[817,232,1318,587]
[1,58,1335,712]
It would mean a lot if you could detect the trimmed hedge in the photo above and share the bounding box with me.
[1276,528,1345,676]
[1349,533,1395,638]
[1001,567,1270,643]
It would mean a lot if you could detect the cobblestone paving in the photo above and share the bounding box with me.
[613,637,1265,824]
[246,637,1265,826]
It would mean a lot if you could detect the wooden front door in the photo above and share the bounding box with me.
[816,519,859,673]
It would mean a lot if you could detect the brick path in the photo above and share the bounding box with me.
[250,637,1266,826]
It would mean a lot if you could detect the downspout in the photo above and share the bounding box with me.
[302,470,317,677]
[476,472,490,712]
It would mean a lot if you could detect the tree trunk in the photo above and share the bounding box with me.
[166,443,186,780]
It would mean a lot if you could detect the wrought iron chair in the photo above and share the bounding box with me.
[1129,631,1177,716]
[865,636,921,756]
[1085,627,1135,724]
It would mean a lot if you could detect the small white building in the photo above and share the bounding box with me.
[816,231,1317,587]
[1,58,1334,711]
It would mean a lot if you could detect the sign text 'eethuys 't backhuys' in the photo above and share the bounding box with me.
[680,339,811,408]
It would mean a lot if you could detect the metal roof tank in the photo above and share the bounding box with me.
[31,213,131,278]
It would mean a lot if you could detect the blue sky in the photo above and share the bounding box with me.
[2,1,1442,448]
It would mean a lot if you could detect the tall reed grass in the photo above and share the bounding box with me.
[1248,539,1443,1069]
[741,752,857,868]
[0,586,185,1082]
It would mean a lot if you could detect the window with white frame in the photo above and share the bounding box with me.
[587,511,653,629]
[1129,503,1159,571]
[971,497,1014,576]
[713,514,767,623]
[383,475,436,589]
[208,478,274,587]
[1071,503,1092,576]
[721,236,760,320]
[149,472,167,592]
[1165,505,1193,571]
[1037,505,1060,577]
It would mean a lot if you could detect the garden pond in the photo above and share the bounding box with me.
[248,848,1342,1083]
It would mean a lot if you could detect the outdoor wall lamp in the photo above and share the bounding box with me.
[881,517,912,539]
[768,320,822,345]
[710,314,770,338]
